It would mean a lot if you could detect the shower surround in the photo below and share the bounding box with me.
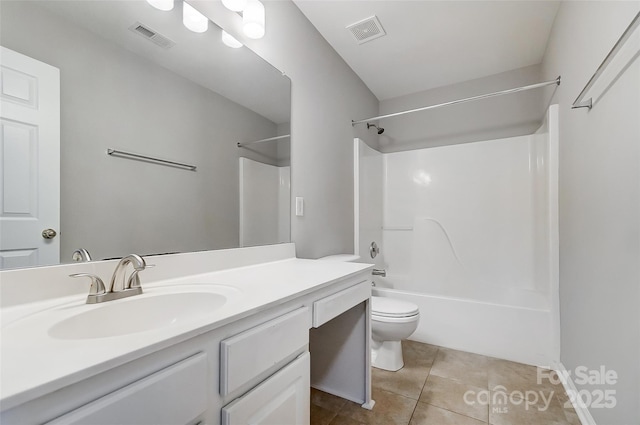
[357,105,559,367]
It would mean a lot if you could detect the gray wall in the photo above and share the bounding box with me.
[251,1,380,259]
[195,0,380,259]
[1,1,282,262]
[541,2,640,423]
[378,64,546,152]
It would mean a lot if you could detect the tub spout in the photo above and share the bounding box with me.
[372,268,386,277]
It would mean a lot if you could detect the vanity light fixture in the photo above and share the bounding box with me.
[222,30,243,48]
[242,0,265,39]
[146,0,174,11]
[221,0,247,12]
[183,1,209,33]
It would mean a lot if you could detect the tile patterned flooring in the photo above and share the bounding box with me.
[310,341,580,425]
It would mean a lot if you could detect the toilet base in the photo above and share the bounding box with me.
[371,339,404,371]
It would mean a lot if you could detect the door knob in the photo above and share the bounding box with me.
[42,228,57,239]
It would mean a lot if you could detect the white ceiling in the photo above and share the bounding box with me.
[34,0,291,124]
[293,0,561,100]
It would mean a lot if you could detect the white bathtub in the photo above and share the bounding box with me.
[373,282,558,367]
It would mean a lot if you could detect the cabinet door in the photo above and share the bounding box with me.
[222,352,310,425]
[46,353,208,425]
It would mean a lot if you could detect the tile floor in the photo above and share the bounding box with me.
[310,340,580,425]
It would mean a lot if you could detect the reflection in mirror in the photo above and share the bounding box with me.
[0,0,291,270]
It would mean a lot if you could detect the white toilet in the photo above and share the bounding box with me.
[318,254,420,372]
[370,296,419,371]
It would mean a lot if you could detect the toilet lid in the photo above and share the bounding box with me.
[371,296,419,318]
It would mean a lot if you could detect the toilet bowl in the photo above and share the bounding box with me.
[317,254,420,372]
[370,296,420,371]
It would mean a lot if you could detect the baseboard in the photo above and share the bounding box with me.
[554,362,597,425]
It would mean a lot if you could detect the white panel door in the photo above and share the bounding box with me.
[0,46,60,269]
[222,352,310,425]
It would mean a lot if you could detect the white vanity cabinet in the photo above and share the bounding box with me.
[0,260,372,425]
[221,353,310,425]
[45,353,209,425]
[220,307,311,425]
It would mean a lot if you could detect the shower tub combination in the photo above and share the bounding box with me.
[356,105,559,367]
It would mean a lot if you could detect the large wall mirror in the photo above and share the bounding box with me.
[0,0,291,270]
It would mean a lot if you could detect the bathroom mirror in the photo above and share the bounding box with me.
[0,0,291,269]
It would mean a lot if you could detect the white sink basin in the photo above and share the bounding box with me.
[1,283,241,343]
[48,291,227,340]
[49,292,227,339]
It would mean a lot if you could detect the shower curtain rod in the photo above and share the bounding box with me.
[352,76,561,125]
[237,134,290,148]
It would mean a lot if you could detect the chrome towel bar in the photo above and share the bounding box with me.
[237,134,290,148]
[107,149,196,171]
[572,11,640,109]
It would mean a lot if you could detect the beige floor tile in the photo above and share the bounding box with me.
[488,358,563,394]
[409,402,487,425]
[489,389,572,425]
[553,391,581,425]
[419,375,488,422]
[311,388,349,412]
[563,408,581,425]
[314,342,574,425]
[340,387,417,425]
[329,414,368,425]
[372,362,430,400]
[403,340,439,368]
[429,347,490,388]
[311,403,338,425]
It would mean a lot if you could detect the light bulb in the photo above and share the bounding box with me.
[183,2,209,33]
[222,30,243,48]
[146,0,174,11]
[221,0,247,12]
[242,0,265,39]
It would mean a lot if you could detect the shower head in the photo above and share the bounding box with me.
[367,123,384,134]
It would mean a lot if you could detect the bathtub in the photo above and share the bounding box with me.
[372,278,559,367]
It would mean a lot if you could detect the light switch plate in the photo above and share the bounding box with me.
[295,197,304,216]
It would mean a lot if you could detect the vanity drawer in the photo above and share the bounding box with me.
[46,353,208,425]
[313,280,370,327]
[221,352,310,425]
[220,307,309,396]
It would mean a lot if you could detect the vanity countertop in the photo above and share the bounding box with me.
[0,254,372,411]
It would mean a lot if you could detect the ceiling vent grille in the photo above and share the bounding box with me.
[346,15,386,45]
[128,22,175,49]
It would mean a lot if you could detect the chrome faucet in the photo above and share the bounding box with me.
[71,248,92,262]
[109,254,146,293]
[70,254,148,304]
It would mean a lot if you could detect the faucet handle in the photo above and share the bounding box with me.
[70,273,106,295]
[127,270,142,289]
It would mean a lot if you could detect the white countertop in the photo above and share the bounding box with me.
[0,257,372,411]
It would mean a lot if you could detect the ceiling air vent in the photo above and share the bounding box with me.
[128,22,175,49]
[346,15,386,45]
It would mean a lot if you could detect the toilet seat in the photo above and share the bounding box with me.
[371,296,419,318]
